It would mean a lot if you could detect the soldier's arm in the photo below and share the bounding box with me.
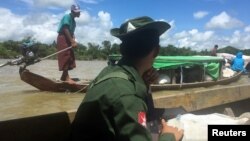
[113,95,177,141]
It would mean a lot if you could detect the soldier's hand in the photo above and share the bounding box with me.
[142,67,159,86]
[71,40,77,48]
[160,119,184,141]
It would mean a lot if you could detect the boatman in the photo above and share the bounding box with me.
[211,44,218,56]
[69,16,184,141]
[57,4,81,84]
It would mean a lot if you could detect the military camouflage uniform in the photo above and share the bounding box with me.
[70,59,175,141]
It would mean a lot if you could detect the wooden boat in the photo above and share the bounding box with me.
[150,55,242,91]
[109,55,243,91]
[151,71,242,91]
[19,67,89,93]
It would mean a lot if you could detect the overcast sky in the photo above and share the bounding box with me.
[0,0,250,50]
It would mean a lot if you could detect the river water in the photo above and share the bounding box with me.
[0,59,249,121]
[0,59,107,121]
[0,59,107,94]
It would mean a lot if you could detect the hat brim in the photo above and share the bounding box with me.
[72,10,81,13]
[111,21,170,39]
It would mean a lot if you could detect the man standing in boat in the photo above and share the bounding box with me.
[57,4,81,84]
[70,16,184,141]
[211,44,218,56]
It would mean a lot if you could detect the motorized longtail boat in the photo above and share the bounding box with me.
[0,44,89,93]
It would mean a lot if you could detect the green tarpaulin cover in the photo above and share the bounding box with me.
[153,56,223,80]
[108,55,224,80]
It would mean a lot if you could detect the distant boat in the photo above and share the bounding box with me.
[147,55,246,113]
[150,55,242,91]
[108,55,242,91]
[151,71,242,91]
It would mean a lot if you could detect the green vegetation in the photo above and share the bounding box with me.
[0,40,120,60]
[0,40,249,60]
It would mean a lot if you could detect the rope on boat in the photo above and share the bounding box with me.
[0,46,72,68]
[73,85,89,94]
[0,62,10,68]
[40,46,72,61]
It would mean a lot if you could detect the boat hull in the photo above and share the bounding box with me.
[151,71,242,91]
[19,67,88,93]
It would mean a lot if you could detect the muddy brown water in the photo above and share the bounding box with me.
[0,59,107,121]
[0,59,249,121]
[0,59,107,94]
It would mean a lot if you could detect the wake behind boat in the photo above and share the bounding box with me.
[19,67,89,93]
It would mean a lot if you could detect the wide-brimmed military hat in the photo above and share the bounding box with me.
[110,16,170,39]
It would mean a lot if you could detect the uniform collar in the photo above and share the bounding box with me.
[117,58,145,85]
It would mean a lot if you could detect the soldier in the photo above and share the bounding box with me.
[70,16,184,141]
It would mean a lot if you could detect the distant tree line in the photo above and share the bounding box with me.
[0,39,250,60]
[0,40,120,60]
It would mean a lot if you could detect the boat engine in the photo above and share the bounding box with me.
[18,40,39,67]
